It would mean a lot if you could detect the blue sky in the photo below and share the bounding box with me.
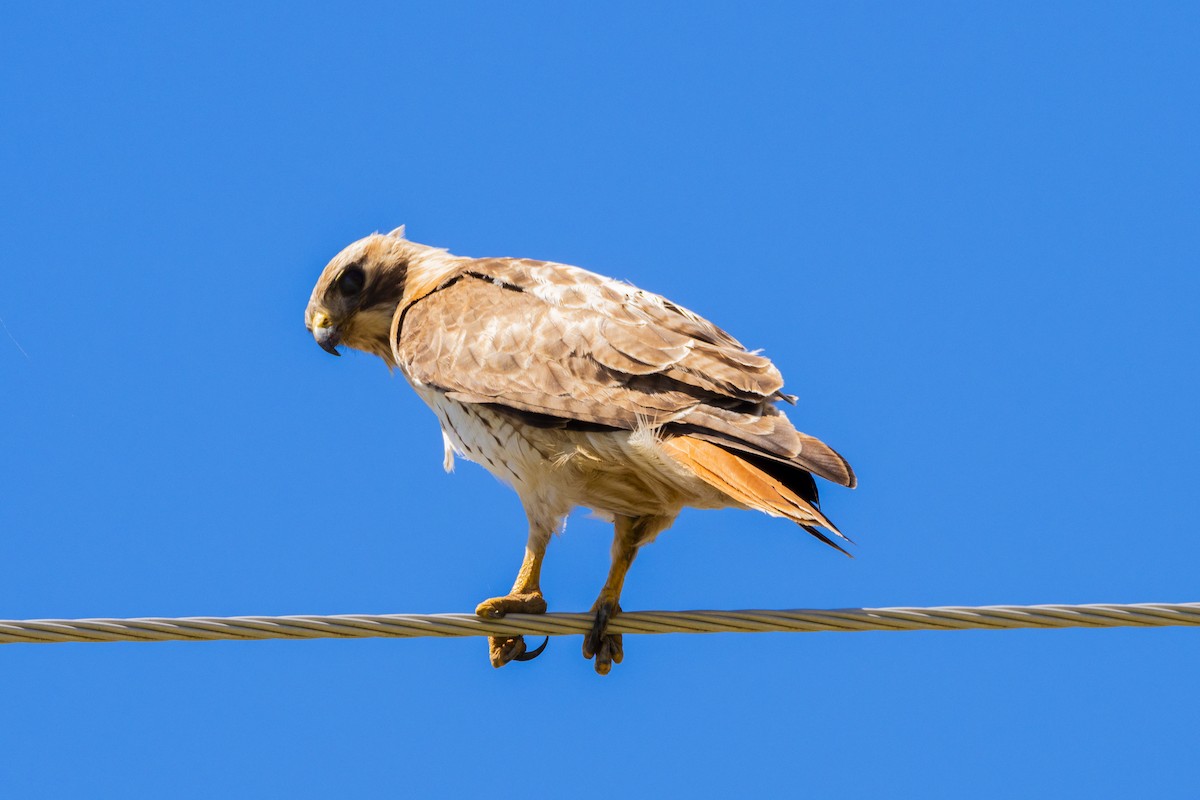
[2,2,1198,797]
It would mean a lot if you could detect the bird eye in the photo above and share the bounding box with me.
[337,266,365,296]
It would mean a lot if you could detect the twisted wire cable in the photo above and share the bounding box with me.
[0,602,1197,645]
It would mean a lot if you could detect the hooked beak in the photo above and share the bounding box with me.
[310,313,342,356]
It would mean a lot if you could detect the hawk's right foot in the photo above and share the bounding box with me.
[476,591,548,668]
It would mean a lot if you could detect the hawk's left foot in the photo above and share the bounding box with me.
[582,600,623,675]
[476,591,549,668]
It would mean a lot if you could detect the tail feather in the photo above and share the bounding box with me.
[682,429,857,489]
[795,432,857,490]
[661,435,852,556]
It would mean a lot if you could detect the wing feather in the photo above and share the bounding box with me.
[391,258,855,488]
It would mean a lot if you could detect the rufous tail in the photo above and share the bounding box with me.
[661,435,853,556]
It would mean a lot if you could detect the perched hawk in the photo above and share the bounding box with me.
[305,228,855,674]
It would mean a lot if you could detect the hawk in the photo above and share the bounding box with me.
[305,228,856,674]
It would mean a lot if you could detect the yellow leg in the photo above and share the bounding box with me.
[476,523,551,667]
[584,514,673,675]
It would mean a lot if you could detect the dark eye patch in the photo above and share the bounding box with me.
[337,265,366,296]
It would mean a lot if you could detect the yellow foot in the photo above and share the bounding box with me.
[476,592,548,668]
[486,634,548,667]
[475,591,547,619]
[582,600,623,675]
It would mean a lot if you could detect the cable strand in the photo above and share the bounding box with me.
[0,602,1196,645]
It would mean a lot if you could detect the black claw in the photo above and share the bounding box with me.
[595,603,612,632]
[585,603,613,656]
[514,636,548,662]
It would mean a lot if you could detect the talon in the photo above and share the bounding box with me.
[489,635,528,667]
[584,602,611,657]
[514,636,548,662]
[596,603,612,632]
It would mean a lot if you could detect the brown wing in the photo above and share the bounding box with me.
[390,257,855,488]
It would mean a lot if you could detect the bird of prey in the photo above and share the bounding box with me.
[305,227,856,674]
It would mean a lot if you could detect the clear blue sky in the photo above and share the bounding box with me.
[2,3,1198,797]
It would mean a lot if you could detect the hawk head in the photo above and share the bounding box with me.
[305,227,418,361]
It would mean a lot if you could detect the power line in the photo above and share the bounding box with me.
[1,601,1196,645]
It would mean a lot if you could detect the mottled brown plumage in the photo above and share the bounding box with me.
[305,227,855,673]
